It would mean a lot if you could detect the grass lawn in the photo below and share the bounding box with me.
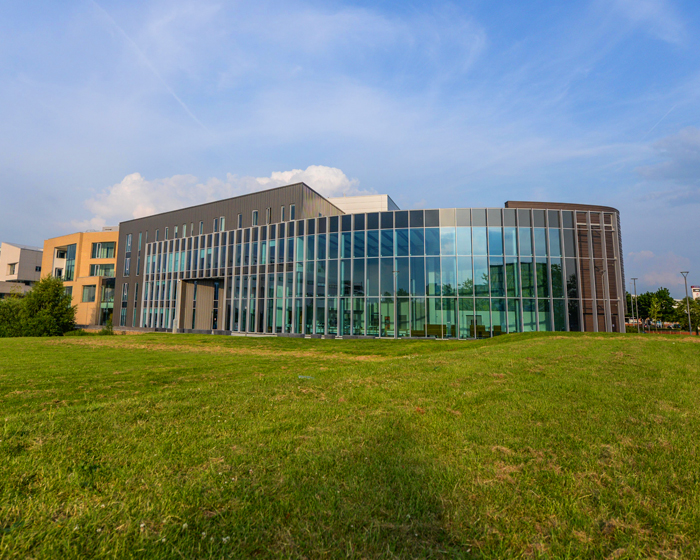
[1,332,699,559]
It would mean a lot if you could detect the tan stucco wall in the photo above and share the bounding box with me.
[42,231,119,326]
[0,243,43,283]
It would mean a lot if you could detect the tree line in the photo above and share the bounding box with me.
[0,276,76,337]
[626,286,700,332]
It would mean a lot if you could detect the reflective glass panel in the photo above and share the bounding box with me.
[488,228,503,256]
[380,258,394,296]
[396,257,409,296]
[538,299,551,331]
[474,256,489,297]
[440,228,456,255]
[366,298,380,335]
[457,256,473,296]
[489,257,504,297]
[397,298,410,337]
[456,227,471,255]
[425,228,440,255]
[410,229,425,255]
[411,297,426,336]
[492,298,506,336]
[458,298,474,339]
[367,258,379,296]
[367,230,379,257]
[396,229,409,257]
[549,229,562,257]
[426,257,441,296]
[523,299,536,332]
[472,227,487,255]
[534,228,547,256]
[427,298,441,337]
[475,298,490,338]
[504,227,517,256]
[441,256,457,296]
[410,257,425,297]
[354,231,365,258]
[519,228,533,256]
[381,230,394,256]
[507,299,521,333]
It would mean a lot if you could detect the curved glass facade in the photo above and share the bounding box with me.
[138,207,624,337]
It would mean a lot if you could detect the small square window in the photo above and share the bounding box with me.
[199,221,204,235]
[281,206,285,221]
[237,214,242,228]
[252,210,258,226]
[290,204,295,220]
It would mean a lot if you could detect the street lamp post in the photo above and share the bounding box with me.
[629,281,635,330]
[632,278,640,333]
[681,272,692,335]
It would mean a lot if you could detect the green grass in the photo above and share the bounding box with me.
[1,332,699,559]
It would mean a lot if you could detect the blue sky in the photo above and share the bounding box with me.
[1,0,699,296]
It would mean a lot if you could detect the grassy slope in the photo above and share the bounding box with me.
[0,333,699,559]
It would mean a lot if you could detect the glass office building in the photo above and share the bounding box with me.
[115,184,625,337]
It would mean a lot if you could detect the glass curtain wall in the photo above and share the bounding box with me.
[140,207,607,336]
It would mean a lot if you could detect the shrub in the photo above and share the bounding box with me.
[0,276,76,338]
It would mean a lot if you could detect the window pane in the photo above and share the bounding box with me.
[488,228,503,256]
[551,259,564,298]
[354,231,365,258]
[504,228,517,256]
[549,229,562,257]
[381,230,394,256]
[457,256,473,296]
[316,299,326,334]
[426,257,440,296]
[492,298,506,336]
[353,298,365,335]
[367,298,380,335]
[536,258,549,298]
[521,258,535,297]
[508,299,521,333]
[472,227,487,255]
[342,232,352,258]
[553,299,566,331]
[397,297,410,337]
[410,257,425,297]
[341,259,352,296]
[425,228,440,255]
[489,257,504,297]
[410,229,424,255]
[440,228,456,255]
[506,258,519,297]
[353,259,365,296]
[519,228,533,256]
[396,229,409,256]
[329,233,339,259]
[367,231,379,257]
[458,298,474,339]
[456,227,471,255]
[427,298,441,337]
[317,234,326,260]
[380,258,394,296]
[534,228,547,256]
[441,256,456,296]
[380,298,394,337]
[411,297,426,336]
[366,258,379,296]
[474,256,489,297]
[475,298,490,338]
[538,300,551,331]
[396,257,409,296]
[443,297,456,338]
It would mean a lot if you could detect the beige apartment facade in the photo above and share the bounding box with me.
[42,228,119,326]
[0,242,43,300]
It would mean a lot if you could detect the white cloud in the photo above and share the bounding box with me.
[76,165,368,228]
[627,250,691,289]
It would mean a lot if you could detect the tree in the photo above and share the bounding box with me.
[0,295,25,338]
[635,287,676,325]
[675,297,700,334]
[649,296,661,331]
[0,276,77,338]
[20,276,77,336]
